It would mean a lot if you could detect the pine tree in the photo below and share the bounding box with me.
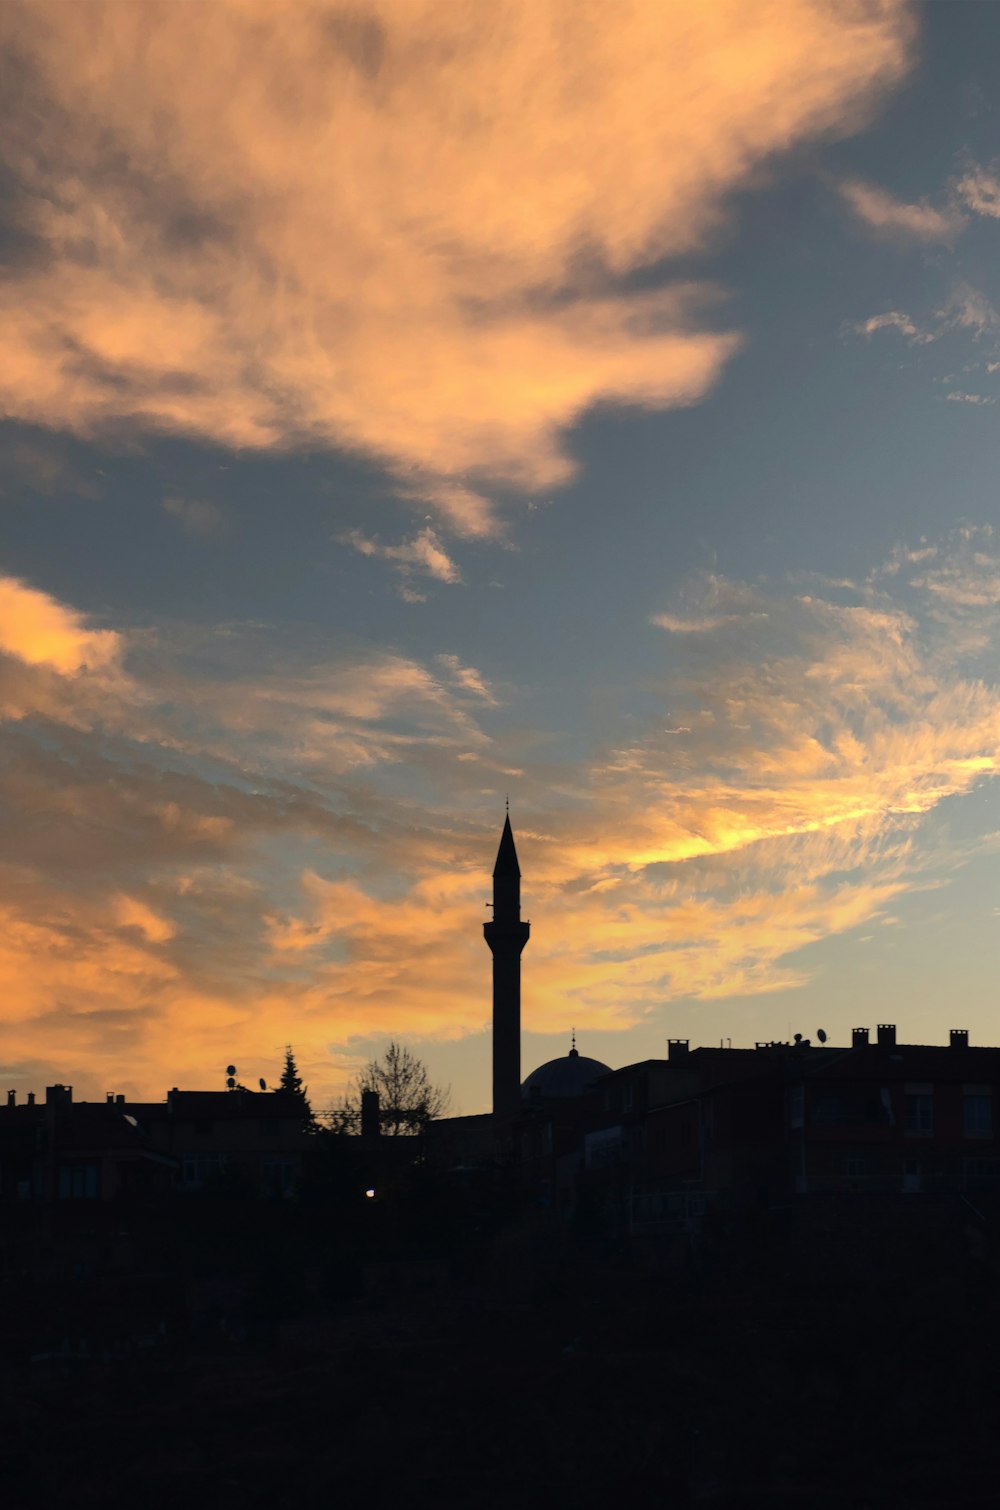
[275,1044,318,1136]
[278,1045,307,1104]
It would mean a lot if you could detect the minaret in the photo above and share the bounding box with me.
[484,811,530,1119]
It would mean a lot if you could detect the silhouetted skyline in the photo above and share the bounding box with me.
[3,5,1000,1115]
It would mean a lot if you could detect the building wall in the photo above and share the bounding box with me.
[509,1035,1000,1224]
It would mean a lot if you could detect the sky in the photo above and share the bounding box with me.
[3,0,1000,1114]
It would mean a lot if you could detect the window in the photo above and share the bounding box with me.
[182,1152,225,1188]
[58,1162,98,1199]
[903,1157,922,1192]
[844,1155,867,1179]
[258,1119,280,1137]
[623,1084,634,1113]
[905,1093,933,1135]
[964,1094,993,1136]
[789,1085,804,1129]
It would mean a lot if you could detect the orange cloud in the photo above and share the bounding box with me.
[255,542,1000,1079]
[342,527,461,599]
[0,1,912,530]
[7,532,1000,1113]
[113,894,177,944]
[0,575,120,675]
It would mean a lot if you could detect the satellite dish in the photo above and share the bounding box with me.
[226,1076,236,1090]
[259,1078,267,1091]
[226,1064,237,1077]
[817,1028,828,1043]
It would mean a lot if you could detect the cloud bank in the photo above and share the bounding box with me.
[3,527,1000,1107]
[0,1,911,531]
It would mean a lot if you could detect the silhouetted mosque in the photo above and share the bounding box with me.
[428,812,1000,1219]
[5,812,999,1218]
[484,811,609,1118]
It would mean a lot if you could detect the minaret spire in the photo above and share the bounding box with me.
[484,810,530,1119]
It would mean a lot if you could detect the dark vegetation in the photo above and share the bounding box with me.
[2,1164,998,1509]
[328,1040,450,1134]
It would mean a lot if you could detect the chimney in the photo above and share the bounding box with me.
[668,1039,690,1061]
[876,1024,896,1049]
[852,1028,870,1049]
[106,1093,114,1104]
[361,1089,380,1140]
[26,1092,35,1107]
[950,1029,969,1050]
[45,1084,72,1106]
[115,1094,125,1106]
[6,1090,14,1108]
[167,1088,179,1112]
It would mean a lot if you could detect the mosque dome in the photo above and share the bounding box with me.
[521,1046,611,1100]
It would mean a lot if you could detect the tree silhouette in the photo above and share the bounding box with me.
[275,1044,317,1133]
[278,1044,306,1100]
[331,1042,449,1135]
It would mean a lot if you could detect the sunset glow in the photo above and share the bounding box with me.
[3,2,1000,1112]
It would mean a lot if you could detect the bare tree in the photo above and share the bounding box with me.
[330,1042,449,1135]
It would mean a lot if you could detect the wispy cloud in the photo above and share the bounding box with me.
[436,655,498,705]
[651,612,740,635]
[0,575,508,1098]
[955,163,1000,219]
[945,390,994,406]
[0,1,912,531]
[938,283,1000,338]
[162,495,226,537]
[650,571,769,638]
[5,510,1000,1111]
[838,177,963,242]
[853,284,1000,378]
[342,527,460,598]
[6,526,1000,1110]
[853,310,936,344]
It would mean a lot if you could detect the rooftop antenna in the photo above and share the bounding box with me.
[571,1026,577,1055]
[226,1064,237,1091]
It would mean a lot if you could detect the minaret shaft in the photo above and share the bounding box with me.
[484,815,529,1119]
